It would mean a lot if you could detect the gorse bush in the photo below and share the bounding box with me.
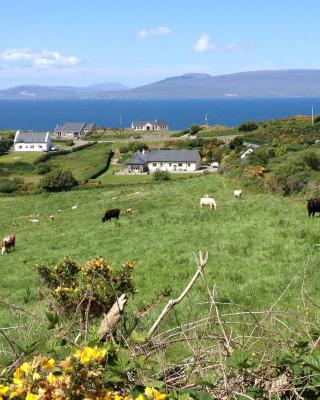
[39,169,78,192]
[0,137,13,154]
[0,178,21,193]
[34,164,51,175]
[0,345,168,400]
[37,257,135,318]
[229,136,244,150]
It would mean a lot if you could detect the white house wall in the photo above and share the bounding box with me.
[14,142,50,152]
[147,160,199,172]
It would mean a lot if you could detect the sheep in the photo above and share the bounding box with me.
[234,189,242,200]
[200,196,217,210]
[71,204,78,210]
[49,215,55,221]
[30,219,39,223]
[125,208,134,214]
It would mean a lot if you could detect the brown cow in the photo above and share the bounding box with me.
[1,235,15,255]
[307,198,320,218]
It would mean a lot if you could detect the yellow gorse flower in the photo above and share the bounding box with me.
[26,393,37,400]
[74,346,107,364]
[42,358,55,370]
[145,388,166,400]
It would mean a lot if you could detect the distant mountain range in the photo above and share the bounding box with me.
[2,70,320,99]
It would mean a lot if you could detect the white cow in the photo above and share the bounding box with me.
[234,189,242,200]
[200,196,217,210]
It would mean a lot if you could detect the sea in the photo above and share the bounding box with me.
[0,97,320,131]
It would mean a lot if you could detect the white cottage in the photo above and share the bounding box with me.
[14,131,51,152]
[131,120,168,131]
[126,149,201,173]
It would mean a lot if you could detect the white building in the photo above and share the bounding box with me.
[131,120,169,131]
[240,144,260,159]
[14,131,51,152]
[126,149,201,173]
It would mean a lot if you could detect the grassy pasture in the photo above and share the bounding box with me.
[1,173,319,351]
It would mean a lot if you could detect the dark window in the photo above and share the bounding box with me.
[178,163,182,167]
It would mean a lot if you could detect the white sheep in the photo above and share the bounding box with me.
[200,196,217,210]
[234,189,242,200]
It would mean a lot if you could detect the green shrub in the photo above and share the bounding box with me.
[153,170,171,181]
[303,151,320,170]
[272,161,311,195]
[238,121,258,132]
[248,148,269,166]
[34,164,51,175]
[0,178,22,193]
[229,136,244,150]
[128,142,148,152]
[119,146,129,154]
[0,137,13,154]
[190,125,201,135]
[39,169,78,192]
[288,143,304,152]
[171,129,189,137]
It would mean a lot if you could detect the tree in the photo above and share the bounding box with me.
[39,169,78,192]
[229,136,244,150]
[128,142,148,152]
[238,121,258,132]
[0,137,13,155]
[190,125,200,135]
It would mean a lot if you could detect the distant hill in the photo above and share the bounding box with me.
[2,70,320,98]
[0,82,130,99]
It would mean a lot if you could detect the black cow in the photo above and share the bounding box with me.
[102,208,120,222]
[307,198,320,218]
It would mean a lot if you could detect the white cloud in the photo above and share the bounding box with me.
[193,34,252,54]
[0,49,81,69]
[136,26,172,39]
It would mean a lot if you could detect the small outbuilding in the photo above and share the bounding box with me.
[14,131,51,152]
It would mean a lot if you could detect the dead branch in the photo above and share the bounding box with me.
[98,293,127,341]
[148,251,208,337]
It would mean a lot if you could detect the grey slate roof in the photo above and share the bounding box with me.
[126,150,200,165]
[15,132,50,143]
[132,120,168,127]
[56,122,86,132]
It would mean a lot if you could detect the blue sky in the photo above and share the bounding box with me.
[0,0,319,88]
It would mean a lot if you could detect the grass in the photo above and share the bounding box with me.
[0,152,42,164]
[45,143,112,182]
[1,173,319,344]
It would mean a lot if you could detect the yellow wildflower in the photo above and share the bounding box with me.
[20,362,33,374]
[145,388,166,400]
[32,372,41,381]
[26,393,37,400]
[13,367,24,387]
[42,358,55,370]
[74,346,106,364]
[0,385,9,396]
[47,373,56,384]
[136,395,144,400]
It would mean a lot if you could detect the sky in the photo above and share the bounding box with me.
[0,0,320,89]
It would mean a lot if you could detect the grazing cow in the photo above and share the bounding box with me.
[234,189,242,200]
[102,208,120,222]
[200,196,217,210]
[307,198,320,218]
[1,235,15,255]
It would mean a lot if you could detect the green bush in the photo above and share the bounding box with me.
[229,136,244,150]
[119,146,129,154]
[39,169,78,192]
[34,164,51,175]
[303,151,320,170]
[171,129,189,137]
[238,121,258,132]
[248,148,269,166]
[272,161,311,195]
[153,170,171,181]
[190,125,200,135]
[0,137,13,154]
[128,142,148,152]
[0,178,22,193]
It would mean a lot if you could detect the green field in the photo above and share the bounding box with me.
[1,173,319,358]
[46,143,112,182]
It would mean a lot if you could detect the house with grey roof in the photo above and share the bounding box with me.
[126,149,201,173]
[54,122,96,139]
[14,131,51,152]
[131,120,168,131]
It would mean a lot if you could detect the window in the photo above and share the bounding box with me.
[160,162,163,166]
[38,145,42,148]
[169,163,172,166]
[19,145,22,149]
[178,163,182,167]
[187,163,191,167]
[152,163,157,167]
[30,145,34,148]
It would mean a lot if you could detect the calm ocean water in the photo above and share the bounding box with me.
[0,97,320,131]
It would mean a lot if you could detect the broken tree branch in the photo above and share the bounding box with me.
[148,251,208,337]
